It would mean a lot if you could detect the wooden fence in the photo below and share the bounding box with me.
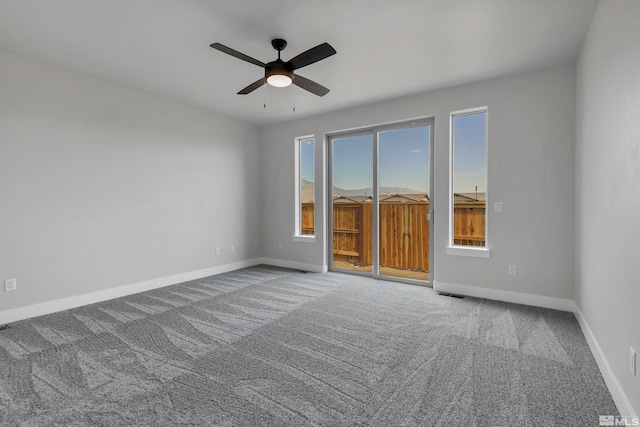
[332,203,373,265]
[452,201,486,247]
[379,203,430,272]
[301,202,315,235]
[301,201,486,272]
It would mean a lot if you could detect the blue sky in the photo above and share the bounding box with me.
[300,138,314,182]
[332,134,373,190]
[452,112,486,193]
[332,126,430,193]
[309,114,485,195]
[379,126,430,192]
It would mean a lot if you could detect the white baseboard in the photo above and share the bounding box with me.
[573,303,637,417]
[0,258,263,325]
[433,281,575,312]
[258,257,328,273]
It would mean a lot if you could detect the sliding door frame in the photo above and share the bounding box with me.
[327,117,435,287]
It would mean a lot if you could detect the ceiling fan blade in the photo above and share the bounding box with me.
[293,74,330,97]
[238,77,266,95]
[287,42,336,70]
[210,43,265,68]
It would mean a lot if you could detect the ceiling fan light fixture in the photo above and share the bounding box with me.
[267,73,293,87]
[265,63,294,88]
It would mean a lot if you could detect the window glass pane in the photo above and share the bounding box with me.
[378,125,430,281]
[331,134,373,273]
[299,138,314,235]
[452,111,486,247]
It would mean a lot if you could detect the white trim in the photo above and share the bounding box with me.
[294,135,315,237]
[450,106,490,116]
[449,107,489,249]
[0,258,264,325]
[292,235,316,243]
[259,257,328,273]
[446,246,491,258]
[433,280,574,312]
[321,132,328,267]
[573,303,637,417]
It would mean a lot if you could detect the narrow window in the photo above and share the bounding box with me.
[451,108,487,248]
[295,137,315,237]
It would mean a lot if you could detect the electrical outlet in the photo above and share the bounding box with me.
[494,202,503,213]
[508,265,517,275]
[231,245,235,253]
[215,247,221,256]
[631,347,636,376]
[4,278,17,292]
[278,242,283,251]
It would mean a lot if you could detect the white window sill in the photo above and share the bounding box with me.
[446,246,491,258]
[292,235,316,243]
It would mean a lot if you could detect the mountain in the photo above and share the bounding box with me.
[300,179,315,202]
[300,179,426,202]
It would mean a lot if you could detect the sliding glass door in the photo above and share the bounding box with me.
[329,119,433,285]
[378,125,431,281]
[330,133,373,274]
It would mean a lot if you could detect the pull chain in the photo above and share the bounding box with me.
[292,84,296,112]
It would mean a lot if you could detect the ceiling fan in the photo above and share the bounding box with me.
[210,39,336,97]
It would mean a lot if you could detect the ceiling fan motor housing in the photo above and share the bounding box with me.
[265,59,294,82]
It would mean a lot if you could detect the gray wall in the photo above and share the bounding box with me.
[576,1,640,413]
[261,63,576,300]
[0,50,261,312]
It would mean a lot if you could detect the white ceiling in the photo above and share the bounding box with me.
[0,0,598,125]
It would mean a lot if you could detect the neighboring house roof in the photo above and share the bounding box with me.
[333,195,373,203]
[380,193,429,203]
[456,192,486,202]
[454,193,486,202]
[319,192,482,203]
[332,193,430,203]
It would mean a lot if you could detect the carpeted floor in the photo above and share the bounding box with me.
[0,265,618,426]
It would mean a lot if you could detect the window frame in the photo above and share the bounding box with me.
[447,107,490,258]
[293,135,316,242]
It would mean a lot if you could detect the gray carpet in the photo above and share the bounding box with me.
[0,265,617,426]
